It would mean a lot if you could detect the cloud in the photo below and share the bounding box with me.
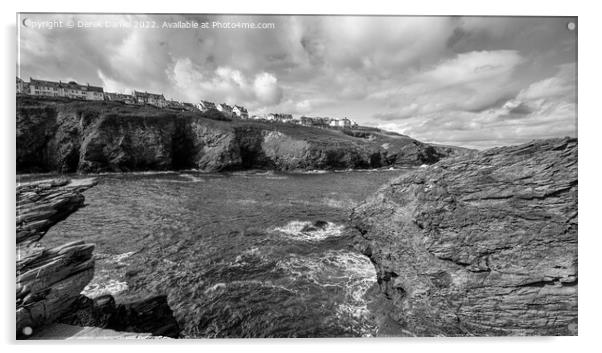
[165,57,284,110]
[376,63,576,149]
[18,14,576,148]
[253,73,283,105]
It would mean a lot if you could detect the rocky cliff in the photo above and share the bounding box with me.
[351,137,577,336]
[17,96,469,173]
[17,178,97,337]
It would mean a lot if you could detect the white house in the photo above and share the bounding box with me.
[329,118,352,128]
[196,100,216,112]
[232,105,249,119]
[216,103,234,117]
[266,113,293,122]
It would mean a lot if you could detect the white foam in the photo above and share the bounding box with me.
[178,174,206,182]
[276,250,377,335]
[269,220,345,241]
[82,279,129,298]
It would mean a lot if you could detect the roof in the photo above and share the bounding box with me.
[29,78,61,88]
[30,78,103,92]
[134,91,165,99]
[234,105,247,112]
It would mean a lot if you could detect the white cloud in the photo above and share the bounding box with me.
[19,14,576,148]
[253,73,283,105]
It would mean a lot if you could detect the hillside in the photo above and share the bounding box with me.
[16,96,470,173]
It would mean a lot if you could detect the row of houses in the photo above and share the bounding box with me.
[299,116,358,128]
[17,77,359,129]
[197,100,249,119]
[18,77,105,101]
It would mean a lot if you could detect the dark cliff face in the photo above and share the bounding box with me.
[350,137,578,336]
[16,97,468,173]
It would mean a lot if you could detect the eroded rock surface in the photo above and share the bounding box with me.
[17,96,471,173]
[351,137,577,336]
[16,178,97,337]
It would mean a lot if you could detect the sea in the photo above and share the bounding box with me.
[23,168,412,338]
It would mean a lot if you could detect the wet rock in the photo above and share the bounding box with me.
[60,294,180,338]
[351,137,578,336]
[16,178,97,338]
[300,220,329,233]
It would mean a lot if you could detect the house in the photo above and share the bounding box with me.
[28,78,63,97]
[27,78,104,100]
[82,84,105,101]
[329,118,352,128]
[16,77,28,94]
[196,100,216,112]
[266,113,293,122]
[299,116,314,126]
[216,103,234,117]
[105,92,136,104]
[165,100,186,110]
[182,102,199,112]
[133,91,167,108]
[232,105,249,119]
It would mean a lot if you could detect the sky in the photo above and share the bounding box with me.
[17,14,577,149]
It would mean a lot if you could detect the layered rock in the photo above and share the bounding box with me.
[17,96,470,173]
[351,137,577,336]
[16,178,97,337]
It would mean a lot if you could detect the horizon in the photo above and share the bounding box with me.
[17,14,577,149]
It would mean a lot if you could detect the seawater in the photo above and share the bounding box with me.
[30,169,411,338]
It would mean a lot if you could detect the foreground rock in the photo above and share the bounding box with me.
[30,323,166,340]
[16,178,97,338]
[59,294,180,338]
[351,137,577,336]
[17,96,470,173]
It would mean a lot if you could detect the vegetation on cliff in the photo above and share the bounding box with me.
[17,96,470,173]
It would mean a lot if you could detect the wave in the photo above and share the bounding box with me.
[82,251,135,298]
[177,174,206,182]
[82,279,129,298]
[268,220,345,241]
[276,250,377,336]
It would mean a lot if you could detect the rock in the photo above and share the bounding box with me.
[16,177,97,244]
[300,220,329,233]
[16,178,97,338]
[29,323,168,339]
[59,294,180,338]
[350,137,577,336]
[17,96,471,173]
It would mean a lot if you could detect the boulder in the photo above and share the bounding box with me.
[351,137,577,336]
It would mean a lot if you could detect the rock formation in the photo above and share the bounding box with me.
[351,137,577,336]
[16,177,97,338]
[17,96,470,173]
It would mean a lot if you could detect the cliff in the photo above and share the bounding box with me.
[350,137,577,336]
[16,96,470,173]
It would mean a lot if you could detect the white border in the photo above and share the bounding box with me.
[2,1,599,352]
